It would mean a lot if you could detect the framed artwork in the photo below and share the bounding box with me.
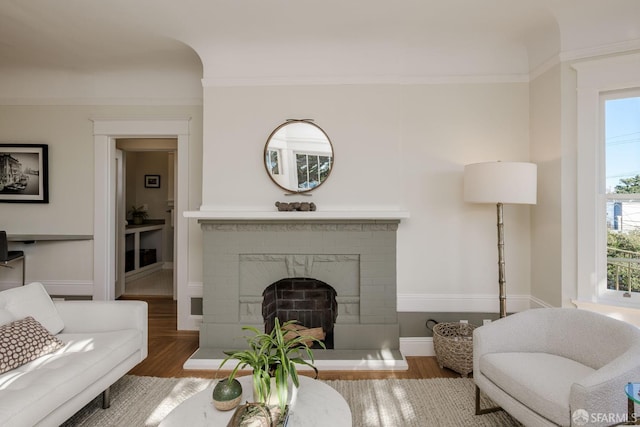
[144,174,160,188]
[0,144,49,203]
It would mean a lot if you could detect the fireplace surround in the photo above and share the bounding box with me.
[185,212,409,370]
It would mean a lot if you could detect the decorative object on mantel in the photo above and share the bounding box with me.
[264,120,334,194]
[218,318,325,413]
[274,201,316,212]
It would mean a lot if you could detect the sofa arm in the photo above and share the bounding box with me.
[570,345,640,424]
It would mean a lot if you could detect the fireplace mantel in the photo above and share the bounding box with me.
[184,209,410,221]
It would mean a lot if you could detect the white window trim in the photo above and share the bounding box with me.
[573,52,640,307]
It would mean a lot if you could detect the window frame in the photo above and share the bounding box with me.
[574,53,640,308]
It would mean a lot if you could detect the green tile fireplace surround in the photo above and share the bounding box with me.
[186,213,408,370]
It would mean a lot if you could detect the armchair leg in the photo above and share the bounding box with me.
[475,385,503,415]
[102,387,111,409]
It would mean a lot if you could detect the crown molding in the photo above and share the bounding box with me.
[0,97,203,106]
[560,38,640,62]
[201,73,529,88]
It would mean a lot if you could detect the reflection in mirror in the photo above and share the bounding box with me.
[264,120,334,193]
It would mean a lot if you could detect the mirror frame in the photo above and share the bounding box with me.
[263,119,334,193]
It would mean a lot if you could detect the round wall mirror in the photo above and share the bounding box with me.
[264,120,334,193]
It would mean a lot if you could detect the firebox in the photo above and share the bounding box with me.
[262,278,337,348]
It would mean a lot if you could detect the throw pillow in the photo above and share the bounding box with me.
[0,316,65,374]
[0,282,65,334]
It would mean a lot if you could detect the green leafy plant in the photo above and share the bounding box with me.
[127,205,149,224]
[219,318,326,412]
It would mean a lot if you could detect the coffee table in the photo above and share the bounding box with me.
[159,375,352,426]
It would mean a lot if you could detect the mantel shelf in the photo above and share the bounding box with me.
[183,210,410,221]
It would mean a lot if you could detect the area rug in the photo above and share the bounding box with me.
[62,375,520,426]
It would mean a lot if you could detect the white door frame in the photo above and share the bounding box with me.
[92,118,190,314]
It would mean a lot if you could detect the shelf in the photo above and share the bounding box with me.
[7,234,93,243]
[124,224,164,280]
[183,210,410,221]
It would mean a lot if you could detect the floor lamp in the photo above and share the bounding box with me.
[463,161,537,318]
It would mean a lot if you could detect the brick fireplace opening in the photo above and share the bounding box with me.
[263,278,337,349]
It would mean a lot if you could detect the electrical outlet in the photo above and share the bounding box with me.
[483,319,492,325]
[459,319,468,324]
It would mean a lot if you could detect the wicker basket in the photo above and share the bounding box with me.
[432,322,476,377]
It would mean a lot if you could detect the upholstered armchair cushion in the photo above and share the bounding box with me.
[474,308,640,427]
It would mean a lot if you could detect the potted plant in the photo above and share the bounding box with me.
[128,205,148,225]
[219,318,326,412]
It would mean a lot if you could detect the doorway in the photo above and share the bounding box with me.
[92,118,194,331]
[116,139,177,298]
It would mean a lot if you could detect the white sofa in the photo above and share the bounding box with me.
[474,308,640,427]
[0,282,148,427]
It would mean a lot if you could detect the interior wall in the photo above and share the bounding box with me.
[125,151,169,221]
[530,64,563,307]
[200,82,533,303]
[0,105,203,294]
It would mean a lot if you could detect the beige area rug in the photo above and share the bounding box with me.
[62,375,520,427]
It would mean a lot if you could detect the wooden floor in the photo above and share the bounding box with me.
[124,296,460,380]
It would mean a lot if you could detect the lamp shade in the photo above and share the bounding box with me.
[464,161,537,205]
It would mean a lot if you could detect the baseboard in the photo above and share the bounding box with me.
[399,337,435,357]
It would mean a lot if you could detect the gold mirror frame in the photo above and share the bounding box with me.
[263,120,334,193]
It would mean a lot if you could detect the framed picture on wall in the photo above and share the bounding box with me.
[0,144,49,203]
[144,174,161,188]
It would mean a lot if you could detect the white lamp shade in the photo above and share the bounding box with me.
[464,161,537,205]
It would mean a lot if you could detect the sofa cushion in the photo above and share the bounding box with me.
[0,328,142,426]
[480,352,595,426]
[0,308,14,326]
[0,316,65,374]
[0,283,64,334]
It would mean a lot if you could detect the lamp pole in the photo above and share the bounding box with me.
[496,203,507,318]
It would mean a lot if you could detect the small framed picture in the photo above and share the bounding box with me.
[0,143,49,203]
[144,174,161,188]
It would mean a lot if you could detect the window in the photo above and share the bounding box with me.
[295,153,331,190]
[266,149,280,175]
[605,94,640,297]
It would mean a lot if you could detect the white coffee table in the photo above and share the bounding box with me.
[159,375,352,427]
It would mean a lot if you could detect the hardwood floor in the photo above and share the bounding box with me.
[124,296,460,380]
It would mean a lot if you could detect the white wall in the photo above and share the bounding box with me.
[0,105,203,295]
[530,64,563,307]
[200,82,533,308]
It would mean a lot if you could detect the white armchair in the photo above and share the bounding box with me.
[473,308,640,426]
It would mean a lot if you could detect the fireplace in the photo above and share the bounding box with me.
[186,216,408,370]
[262,278,337,349]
